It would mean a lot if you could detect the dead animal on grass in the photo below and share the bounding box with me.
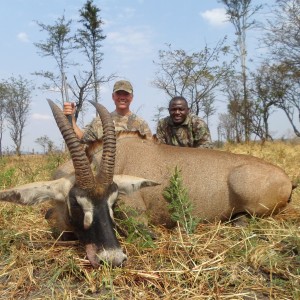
[0,101,295,267]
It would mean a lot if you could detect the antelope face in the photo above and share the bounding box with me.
[66,184,127,267]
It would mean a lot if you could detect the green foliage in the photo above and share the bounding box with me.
[0,168,16,189]
[114,205,156,248]
[0,228,30,258]
[46,151,69,174]
[50,255,85,282]
[163,166,200,234]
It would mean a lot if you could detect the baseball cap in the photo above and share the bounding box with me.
[113,80,133,94]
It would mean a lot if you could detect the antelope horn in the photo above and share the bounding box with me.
[89,101,116,187]
[47,99,95,190]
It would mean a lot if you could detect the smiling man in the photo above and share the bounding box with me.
[63,80,152,142]
[156,96,212,148]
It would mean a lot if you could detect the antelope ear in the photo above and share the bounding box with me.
[113,174,160,195]
[0,175,75,205]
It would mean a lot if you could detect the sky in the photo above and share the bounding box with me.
[0,0,293,153]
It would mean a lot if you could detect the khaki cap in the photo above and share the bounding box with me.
[113,80,133,94]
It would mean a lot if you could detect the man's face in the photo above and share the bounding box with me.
[112,90,133,110]
[169,100,189,125]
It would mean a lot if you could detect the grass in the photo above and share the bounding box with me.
[0,142,300,299]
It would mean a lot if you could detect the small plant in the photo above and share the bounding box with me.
[18,163,42,182]
[163,166,200,234]
[46,151,70,173]
[114,204,156,248]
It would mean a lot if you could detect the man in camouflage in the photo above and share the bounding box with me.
[63,80,152,142]
[156,96,212,148]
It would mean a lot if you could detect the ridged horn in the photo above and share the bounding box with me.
[89,101,116,187]
[47,99,95,190]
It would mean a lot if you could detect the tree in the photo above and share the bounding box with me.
[74,0,116,117]
[0,84,6,157]
[34,14,74,105]
[219,0,262,142]
[222,75,245,142]
[262,0,300,136]
[152,106,167,125]
[153,40,232,124]
[35,135,55,153]
[270,64,300,137]
[218,113,236,143]
[250,62,280,141]
[264,0,300,70]
[68,72,93,122]
[3,76,33,155]
[75,0,105,104]
[251,61,300,138]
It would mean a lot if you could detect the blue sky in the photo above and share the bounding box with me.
[0,0,291,152]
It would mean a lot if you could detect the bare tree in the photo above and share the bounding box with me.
[68,72,93,122]
[219,0,262,142]
[0,84,6,157]
[222,75,245,142]
[251,61,300,137]
[152,106,167,127]
[35,135,49,153]
[152,40,233,123]
[35,135,56,154]
[34,14,74,105]
[250,62,281,141]
[262,0,300,137]
[3,76,33,155]
[218,113,236,143]
[264,0,300,70]
[272,64,300,137]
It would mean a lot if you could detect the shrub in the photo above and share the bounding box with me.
[163,166,200,234]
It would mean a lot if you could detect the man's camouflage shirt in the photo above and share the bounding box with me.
[156,113,212,148]
[81,110,152,143]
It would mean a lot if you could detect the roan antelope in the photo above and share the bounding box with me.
[0,100,294,267]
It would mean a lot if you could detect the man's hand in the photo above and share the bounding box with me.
[63,102,76,116]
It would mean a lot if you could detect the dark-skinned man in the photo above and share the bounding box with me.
[156,96,212,148]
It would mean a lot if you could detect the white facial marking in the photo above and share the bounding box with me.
[107,190,119,221]
[77,196,94,229]
[84,211,93,230]
[67,197,72,217]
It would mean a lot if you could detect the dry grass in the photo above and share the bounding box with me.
[0,142,300,299]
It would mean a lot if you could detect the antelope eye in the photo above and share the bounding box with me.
[68,197,84,221]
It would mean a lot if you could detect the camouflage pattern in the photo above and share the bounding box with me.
[113,80,133,93]
[82,110,152,143]
[156,113,212,148]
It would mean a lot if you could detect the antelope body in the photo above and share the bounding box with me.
[83,134,293,227]
[0,101,293,267]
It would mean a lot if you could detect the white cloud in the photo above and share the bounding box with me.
[117,7,136,19]
[17,32,30,43]
[200,8,228,27]
[107,26,153,63]
[32,113,52,120]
